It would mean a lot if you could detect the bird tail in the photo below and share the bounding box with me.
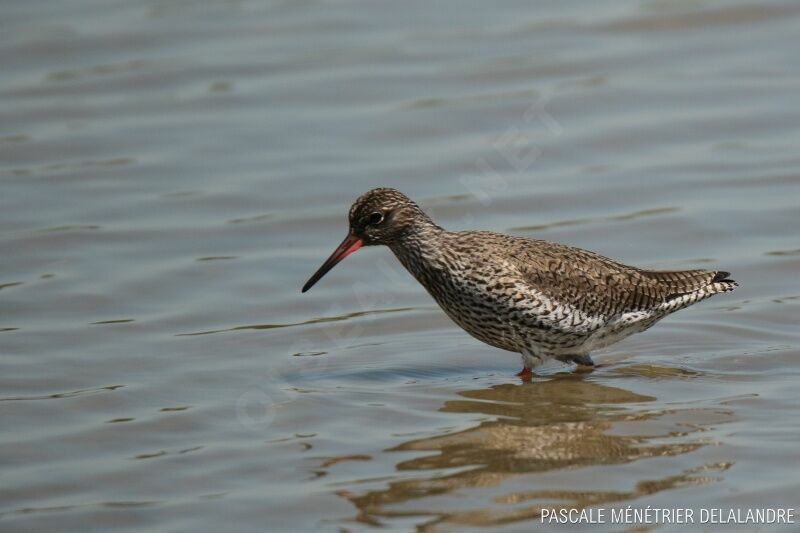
[651,269,737,313]
[705,270,738,295]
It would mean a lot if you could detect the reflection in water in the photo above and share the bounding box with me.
[339,375,733,529]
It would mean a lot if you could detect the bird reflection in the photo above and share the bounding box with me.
[337,373,733,529]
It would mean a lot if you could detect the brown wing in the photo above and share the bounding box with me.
[501,235,723,317]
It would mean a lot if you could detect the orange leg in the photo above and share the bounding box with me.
[516,367,533,382]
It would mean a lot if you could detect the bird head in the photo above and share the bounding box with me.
[301,188,428,292]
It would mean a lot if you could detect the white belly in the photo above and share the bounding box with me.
[521,309,662,368]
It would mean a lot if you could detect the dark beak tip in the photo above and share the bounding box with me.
[301,233,363,295]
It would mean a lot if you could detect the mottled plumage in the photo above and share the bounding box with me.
[303,188,737,376]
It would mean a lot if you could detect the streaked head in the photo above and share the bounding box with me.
[301,188,429,292]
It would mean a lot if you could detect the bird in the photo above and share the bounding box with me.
[301,188,737,379]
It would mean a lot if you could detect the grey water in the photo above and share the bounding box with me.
[2,0,800,531]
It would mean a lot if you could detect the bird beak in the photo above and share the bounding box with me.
[301,232,363,293]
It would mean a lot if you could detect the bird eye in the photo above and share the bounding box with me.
[368,212,384,225]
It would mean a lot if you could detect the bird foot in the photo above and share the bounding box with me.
[516,367,533,382]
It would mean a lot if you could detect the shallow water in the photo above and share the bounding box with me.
[2,0,800,531]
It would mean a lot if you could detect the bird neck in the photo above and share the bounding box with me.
[388,218,449,281]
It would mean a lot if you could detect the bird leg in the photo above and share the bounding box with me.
[571,354,595,366]
[518,349,543,381]
[568,354,595,373]
[555,354,595,367]
[516,367,533,382]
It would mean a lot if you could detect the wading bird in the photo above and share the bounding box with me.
[302,188,736,379]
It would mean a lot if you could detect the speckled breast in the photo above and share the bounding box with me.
[394,242,597,355]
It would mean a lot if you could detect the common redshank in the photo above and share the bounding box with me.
[302,188,737,378]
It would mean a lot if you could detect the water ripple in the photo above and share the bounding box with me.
[176,307,417,336]
[0,385,123,402]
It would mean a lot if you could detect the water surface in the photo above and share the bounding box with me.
[2,0,800,531]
